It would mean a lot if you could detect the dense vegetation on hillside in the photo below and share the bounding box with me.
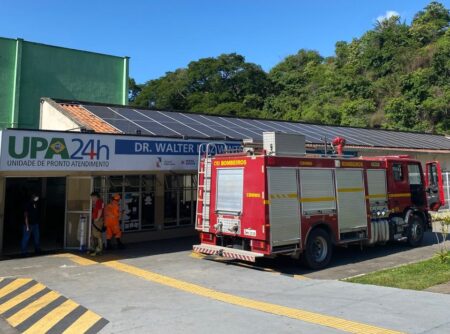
[132,2,450,134]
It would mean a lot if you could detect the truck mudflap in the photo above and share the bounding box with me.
[193,244,264,262]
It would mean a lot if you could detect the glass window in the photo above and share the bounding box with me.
[180,175,196,226]
[108,176,123,193]
[392,163,403,181]
[92,174,157,232]
[428,164,438,186]
[216,168,244,213]
[122,176,141,231]
[142,175,156,230]
[164,175,179,227]
[164,174,197,228]
[408,164,422,185]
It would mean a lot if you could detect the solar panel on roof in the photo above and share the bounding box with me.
[87,105,122,119]
[134,121,181,136]
[80,104,450,150]
[156,111,209,137]
[219,117,262,137]
[274,122,322,143]
[197,115,248,139]
[110,108,150,121]
[175,114,229,138]
[104,119,152,135]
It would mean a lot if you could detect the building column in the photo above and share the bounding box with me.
[11,38,23,128]
[0,177,6,254]
[154,173,165,231]
[122,56,130,106]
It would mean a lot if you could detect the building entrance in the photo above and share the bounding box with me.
[2,177,66,255]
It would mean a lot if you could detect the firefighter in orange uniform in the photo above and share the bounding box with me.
[104,193,125,249]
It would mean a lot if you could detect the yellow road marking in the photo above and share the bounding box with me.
[0,283,46,314]
[292,275,310,281]
[6,291,61,327]
[102,260,405,334]
[22,299,79,334]
[53,253,97,266]
[0,279,32,299]
[190,252,206,259]
[62,310,102,334]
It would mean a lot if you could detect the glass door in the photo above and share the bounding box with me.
[65,177,92,249]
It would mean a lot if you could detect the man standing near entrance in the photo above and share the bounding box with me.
[89,191,104,256]
[104,193,124,249]
[22,193,41,255]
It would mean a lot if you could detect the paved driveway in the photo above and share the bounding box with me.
[0,234,449,334]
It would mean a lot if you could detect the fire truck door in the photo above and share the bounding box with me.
[425,161,445,211]
[335,169,368,233]
[267,168,301,247]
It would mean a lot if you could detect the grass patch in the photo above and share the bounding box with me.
[345,254,450,290]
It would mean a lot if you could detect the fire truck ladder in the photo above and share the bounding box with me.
[196,143,228,232]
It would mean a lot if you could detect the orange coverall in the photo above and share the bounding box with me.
[104,201,122,239]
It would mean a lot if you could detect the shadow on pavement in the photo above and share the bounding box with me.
[0,236,199,263]
[209,231,444,278]
[1,231,446,279]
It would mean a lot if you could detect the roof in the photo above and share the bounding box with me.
[59,103,121,134]
[51,99,450,152]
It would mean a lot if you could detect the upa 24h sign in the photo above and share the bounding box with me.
[0,130,240,172]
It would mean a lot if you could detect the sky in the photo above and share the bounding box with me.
[1,0,448,84]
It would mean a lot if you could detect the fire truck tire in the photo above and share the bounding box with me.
[407,214,425,247]
[302,228,333,270]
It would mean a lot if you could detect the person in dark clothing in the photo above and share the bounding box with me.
[22,193,41,255]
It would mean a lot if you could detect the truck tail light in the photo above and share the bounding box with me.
[251,240,266,250]
[200,233,214,244]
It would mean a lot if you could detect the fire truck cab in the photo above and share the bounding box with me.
[194,132,445,269]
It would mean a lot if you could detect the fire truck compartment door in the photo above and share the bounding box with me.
[335,169,368,233]
[366,169,388,206]
[299,169,336,215]
[267,168,301,247]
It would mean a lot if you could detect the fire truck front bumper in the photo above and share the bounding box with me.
[193,244,264,262]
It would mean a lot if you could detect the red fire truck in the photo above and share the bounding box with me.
[193,132,446,269]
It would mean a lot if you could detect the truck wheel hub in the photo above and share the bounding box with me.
[313,236,328,262]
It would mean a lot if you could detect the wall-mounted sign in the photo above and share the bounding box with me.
[0,130,240,172]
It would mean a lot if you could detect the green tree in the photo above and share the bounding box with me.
[128,78,142,103]
[411,2,450,45]
[384,97,419,130]
[134,53,270,117]
[132,2,450,134]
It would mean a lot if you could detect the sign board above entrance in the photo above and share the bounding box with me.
[0,130,241,172]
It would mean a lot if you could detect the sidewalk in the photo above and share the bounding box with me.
[0,318,17,334]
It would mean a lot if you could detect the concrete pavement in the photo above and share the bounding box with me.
[1,235,450,333]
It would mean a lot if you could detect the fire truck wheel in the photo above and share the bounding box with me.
[407,214,425,247]
[303,228,333,270]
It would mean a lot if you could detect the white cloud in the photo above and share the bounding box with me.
[376,10,400,22]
